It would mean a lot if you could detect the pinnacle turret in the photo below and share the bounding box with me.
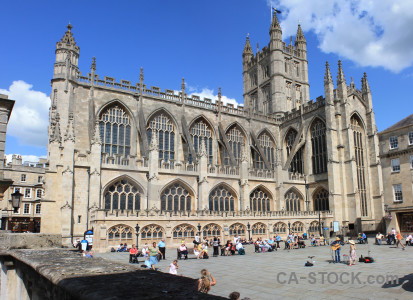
[243,36,253,57]
[324,62,333,84]
[361,72,371,94]
[91,121,102,145]
[91,57,96,72]
[337,60,346,84]
[60,23,77,46]
[295,24,306,42]
[270,9,282,32]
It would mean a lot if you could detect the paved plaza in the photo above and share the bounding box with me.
[96,239,413,300]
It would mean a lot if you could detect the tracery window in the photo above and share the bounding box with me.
[107,224,133,244]
[308,221,320,234]
[104,179,141,211]
[229,223,246,236]
[251,223,266,235]
[285,129,304,174]
[172,224,196,240]
[140,224,165,242]
[160,182,192,212]
[147,113,175,161]
[311,119,327,174]
[224,125,245,165]
[252,132,275,169]
[208,185,235,212]
[285,190,302,212]
[292,222,304,233]
[273,222,287,234]
[99,105,131,160]
[314,188,329,211]
[250,188,271,212]
[351,116,368,217]
[190,119,213,164]
[202,224,222,238]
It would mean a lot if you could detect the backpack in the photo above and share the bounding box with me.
[110,247,115,252]
[364,256,374,263]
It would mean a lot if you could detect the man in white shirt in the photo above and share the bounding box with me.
[234,234,240,245]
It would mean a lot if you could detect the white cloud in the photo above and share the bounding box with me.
[268,0,413,72]
[0,81,49,147]
[189,88,240,107]
[5,154,46,164]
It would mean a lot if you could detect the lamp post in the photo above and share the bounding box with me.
[288,221,291,235]
[11,191,23,211]
[247,222,251,241]
[197,223,201,236]
[384,204,392,234]
[318,209,322,236]
[304,176,309,211]
[135,223,140,249]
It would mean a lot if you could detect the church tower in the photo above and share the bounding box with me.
[242,10,310,117]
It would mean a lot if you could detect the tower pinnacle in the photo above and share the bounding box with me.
[337,60,346,84]
[324,62,333,84]
[243,36,253,57]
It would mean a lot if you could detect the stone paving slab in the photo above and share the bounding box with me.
[96,240,413,300]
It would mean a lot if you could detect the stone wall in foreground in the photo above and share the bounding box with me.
[0,232,62,250]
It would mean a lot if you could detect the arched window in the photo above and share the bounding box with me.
[99,105,131,160]
[147,113,175,161]
[251,223,266,236]
[250,187,271,212]
[252,132,276,169]
[285,129,304,174]
[208,185,236,212]
[202,224,222,238]
[224,125,245,165]
[160,182,192,212]
[104,179,141,211]
[308,221,320,234]
[172,224,196,241]
[229,223,246,236]
[314,188,329,211]
[190,119,213,164]
[291,221,304,233]
[273,222,287,234]
[285,190,302,212]
[351,115,367,217]
[311,119,327,174]
[140,224,165,243]
[107,224,133,245]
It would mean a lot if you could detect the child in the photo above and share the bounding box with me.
[349,240,357,266]
[168,259,178,275]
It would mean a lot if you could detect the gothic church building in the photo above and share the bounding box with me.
[42,13,384,251]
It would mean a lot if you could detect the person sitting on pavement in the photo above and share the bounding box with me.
[376,232,384,245]
[141,243,149,258]
[117,243,125,252]
[179,243,188,259]
[236,241,245,255]
[129,244,139,263]
[405,234,413,246]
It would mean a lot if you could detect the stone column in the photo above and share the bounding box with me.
[197,139,209,210]
[90,121,102,210]
[240,148,249,210]
[147,130,159,210]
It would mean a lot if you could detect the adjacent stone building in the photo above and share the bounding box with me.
[0,155,46,232]
[379,114,413,234]
[42,13,385,252]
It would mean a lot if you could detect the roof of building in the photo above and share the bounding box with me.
[380,113,413,133]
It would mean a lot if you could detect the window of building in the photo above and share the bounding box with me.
[21,174,26,182]
[104,179,141,211]
[251,223,266,236]
[38,176,43,183]
[229,223,246,236]
[35,204,41,214]
[14,187,21,193]
[77,215,81,224]
[410,155,413,169]
[99,104,131,162]
[190,119,213,165]
[24,188,31,198]
[147,113,175,162]
[209,185,235,212]
[285,190,302,212]
[223,125,245,165]
[23,203,30,214]
[250,187,271,212]
[311,119,327,174]
[409,132,413,145]
[108,224,135,245]
[36,189,42,198]
[285,129,304,174]
[202,224,221,238]
[391,158,400,172]
[140,224,164,243]
[273,222,287,234]
[160,182,192,212]
[263,64,270,78]
[13,207,20,214]
[292,221,304,233]
[172,224,195,241]
[314,188,329,211]
[351,116,368,217]
[393,184,403,202]
[252,132,275,170]
[389,136,398,149]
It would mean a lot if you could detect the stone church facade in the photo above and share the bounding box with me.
[42,13,384,252]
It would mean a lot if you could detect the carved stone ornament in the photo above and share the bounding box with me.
[90,168,100,176]
[62,166,73,175]
[61,201,72,210]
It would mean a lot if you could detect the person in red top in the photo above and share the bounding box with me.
[129,244,139,263]
[395,232,406,250]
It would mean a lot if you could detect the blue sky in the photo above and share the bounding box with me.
[0,0,412,161]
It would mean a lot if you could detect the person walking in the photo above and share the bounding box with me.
[158,238,166,260]
[146,242,163,270]
[198,269,216,294]
[348,240,357,266]
[395,232,406,250]
[213,236,219,257]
